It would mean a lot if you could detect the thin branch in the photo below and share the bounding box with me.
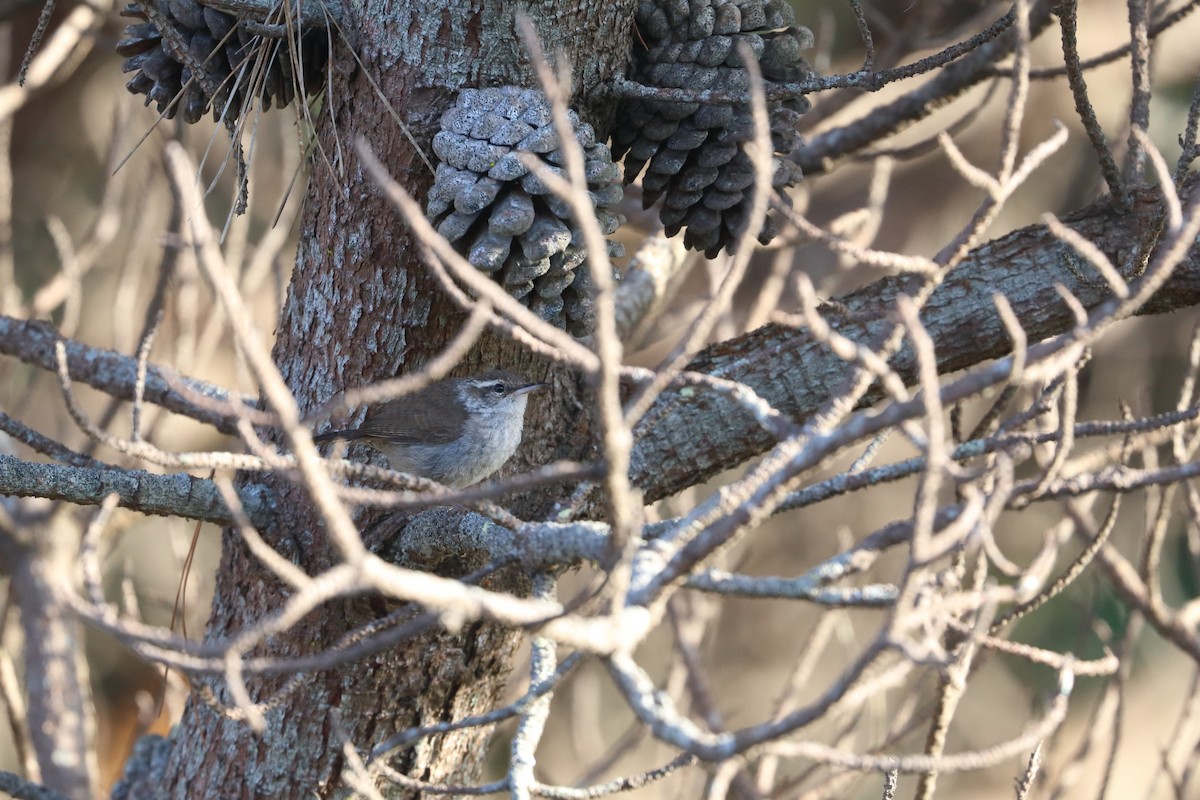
[794,0,1057,176]
[1059,0,1125,201]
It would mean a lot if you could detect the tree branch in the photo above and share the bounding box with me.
[795,0,1057,176]
[0,315,253,435]
[0,453,274,527]
[633,178,1200,502]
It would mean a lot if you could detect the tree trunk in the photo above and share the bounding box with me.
[157,0,631,795]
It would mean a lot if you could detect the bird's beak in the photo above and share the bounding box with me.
[513,382,548,397]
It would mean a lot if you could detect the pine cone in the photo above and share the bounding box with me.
[117,0,327,124]
[613,0,813,257]
[427,87,626,336]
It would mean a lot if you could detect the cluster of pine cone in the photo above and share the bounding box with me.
[117,0,326,123]
[427,87,626,336]
[612,0,812,256]
[114,0,813,333]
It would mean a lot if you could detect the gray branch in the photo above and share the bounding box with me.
[0,453,275,528]
[0,315,254,436]
[393,506,611,568]
[632,178,1200,501]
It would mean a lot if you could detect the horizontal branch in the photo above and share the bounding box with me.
[0,316,252,436]
[0,453,274,528]
[633,178,1200,502]
[395,507,611,569]
[0,452,613,568]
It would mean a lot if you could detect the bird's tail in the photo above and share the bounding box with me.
[312,429,363,445]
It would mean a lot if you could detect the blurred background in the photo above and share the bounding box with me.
[2,0,1200,797]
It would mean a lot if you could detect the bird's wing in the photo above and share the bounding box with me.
[359,394,466,445]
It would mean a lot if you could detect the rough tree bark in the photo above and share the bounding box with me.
[152,0,633,796]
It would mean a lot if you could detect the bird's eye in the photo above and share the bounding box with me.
[491,382,506,395]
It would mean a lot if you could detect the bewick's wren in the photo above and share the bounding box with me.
[313,370,546,487]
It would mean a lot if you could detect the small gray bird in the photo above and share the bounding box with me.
[313,369,545,487]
